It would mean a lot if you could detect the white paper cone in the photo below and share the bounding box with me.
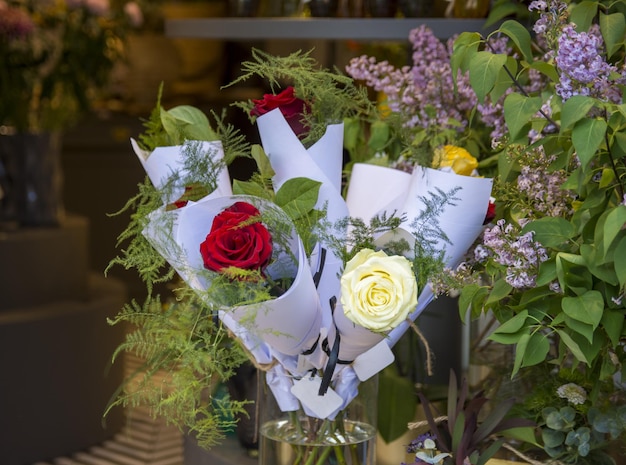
[306,123,345,194]
[332,302,386,362]
[256,109,349,352]
[131,139,232,204]
[375,166,493,269]
[173,195,324,357]
[255,109,348,225]
[345,163,412,224]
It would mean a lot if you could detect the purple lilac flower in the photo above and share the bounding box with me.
[516,147,575,218]
[403,433,438,464]
[529,0,568,50]
[480,219,549,289]
[555,24,623,103]
[0,5,35,40]
[345,26,477,133]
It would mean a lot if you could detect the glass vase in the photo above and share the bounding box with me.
[0,130,64,228]
[259,372,378,465]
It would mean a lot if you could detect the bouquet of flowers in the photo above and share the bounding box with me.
[107,49,495,463]
[0,0,143,132]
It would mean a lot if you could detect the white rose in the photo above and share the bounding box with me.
[340,248,418,332]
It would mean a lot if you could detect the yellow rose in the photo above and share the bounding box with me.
[433,145,478,176]
[340,249,418,332]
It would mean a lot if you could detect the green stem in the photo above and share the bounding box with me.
[349,443,361,465]
[315,446,333,465]
[303,445,318,465]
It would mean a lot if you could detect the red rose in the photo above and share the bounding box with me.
[200,202,273,274]
[250,86,309,138]
[483,198,496,225]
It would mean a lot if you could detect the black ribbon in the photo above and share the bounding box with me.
[318,296,353,396]
[301,334,320,356]
[312,247,327,288]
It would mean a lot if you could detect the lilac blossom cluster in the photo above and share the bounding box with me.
[555,24,626,103]
[516,147,576,218]
[345,25,477,133]
[402,432,439,465]
[529,0,569,51]
[475,219,549,289]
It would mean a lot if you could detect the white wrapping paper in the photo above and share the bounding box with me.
[131,139,232,205]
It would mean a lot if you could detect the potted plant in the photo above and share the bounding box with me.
[441,0,626,463]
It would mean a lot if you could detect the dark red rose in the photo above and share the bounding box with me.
[483,198,496,225]
[200,202,273,274]
[250,86,309,138]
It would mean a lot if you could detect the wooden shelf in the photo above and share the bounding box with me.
[165,17,491,41]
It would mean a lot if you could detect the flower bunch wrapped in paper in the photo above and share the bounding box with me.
[107,51,494,460]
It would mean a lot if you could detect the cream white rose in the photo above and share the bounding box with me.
[340,248,418,332]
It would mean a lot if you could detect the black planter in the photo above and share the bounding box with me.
[364,0,398,17]
[0,131,64,228]
[398,0,434,16]
[309,0,339,16]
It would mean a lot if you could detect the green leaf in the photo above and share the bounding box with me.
[476,438,505,465]
[459,284,489,321]
[343,117,361,154]
[522,331,551,367]
[490,56,517,102]
[251,144,275,178]
[162,105,217,141]
[469,51,508,102]
[232,179,272,199]
[598,168,616,188]
[274,177,321,221]
[522,217,575,248]
[498,20,533,63]
[568,330,604,365]
[560,95,596,132]
[485,0,521,26]
[561,291,604,330]
[602,310,624,347]
[602,205,626,256]
[529,61,559,82]
[580,244,618,285]
[451,411,466,452]
[535,259,557,287]
[542,429,566,447]
[377,367,418,443]
[615,236,626,287]
[512,332,530,376]
[570,1,598,32]
[491,310,529,334]
[557,329,590,365]
[503,93,543,140]
[600,12,626,59]
[368,120,390,152]
[486,279,513,304]
[572,118,608,169]
[502,426,541,448]
[556,253,593,296]
[563,315,595,344]
[452,32,481,76]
